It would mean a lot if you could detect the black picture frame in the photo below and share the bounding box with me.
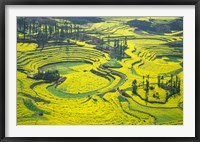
[0,0,199,141]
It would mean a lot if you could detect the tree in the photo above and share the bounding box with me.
[132,79,138,94]
[32,19,36,33]
[175,75,178,87]
[54,23,60,43]
[147,74,149,80]
[35,20,39,33]
[36,30,46,49]
[17,17,23,32]
[44,22,48,41]
[49,25,54,39]
[70,24,73,35]
[114,39,117,47]
[161,76,164,84]
[22,17,27,39]
[107,35,110,44]
[177,80,181,91]
[154,24,171,34]
[36,29,42,47]
[100,38,104,51]
[76,25,80,40]
[64,22,69,37]
[124,37,127,47]
[170,75,173,88]
[60,26,65,39]
[143,76,145,86]
[158,75,160,87]
[149,17,154,23]
[115,39,120,55]
[42,32,46,49]
[28,21,32,40]
[146,79,149,93]
[120,42,123,56]
[74,24,77,33]
[17,17,23,40]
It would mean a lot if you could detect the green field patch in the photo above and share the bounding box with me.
[17,114,48,120]
[47,84,100,98]
[118,95,127,102]
[23,99,50,115]
[128,98,183,125]
[40,61,91,74]
[103,59,122,68]
[163,55,182,62]
[159,68,183,77]
[163,40,183,47]
[20,92,50,104]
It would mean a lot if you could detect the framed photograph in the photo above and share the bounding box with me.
[1,0,199,141]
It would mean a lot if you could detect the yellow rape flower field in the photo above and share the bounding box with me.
[17,16,183,125]
[58,72,110,94]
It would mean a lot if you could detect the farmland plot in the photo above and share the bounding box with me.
[17,16,183,125]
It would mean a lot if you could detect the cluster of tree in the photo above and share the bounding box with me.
[168,18,183,31]
[164,40,183,47]
[61,17,104,25]
[126,18,183,34]
[91,36,103,46]
[17,17,54,41]
[132,74,181,102]
[95,38,105,51]
[94,36,129,59]
[132,79,138,94]
[34,69,60,82]
[127,20,151,31]
[132,76,157,102]
[158,75,181,95]
[142,75,151,93]
[112,37,128,59]
[132,75,152,99]
[17,17,83,48]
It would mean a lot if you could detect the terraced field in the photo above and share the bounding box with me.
[17,17,183,125]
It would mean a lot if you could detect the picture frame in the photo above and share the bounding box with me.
[0,0,199,141]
